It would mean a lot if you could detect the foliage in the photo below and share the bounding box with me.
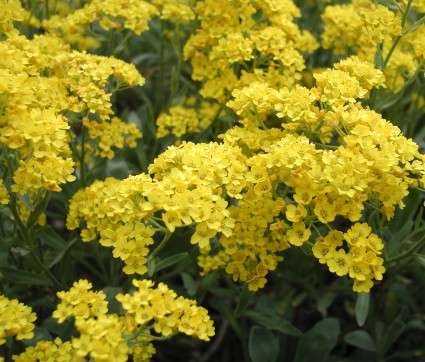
[1,0,425,360]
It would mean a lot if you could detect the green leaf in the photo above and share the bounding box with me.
[344,330,376,352]
[355,293,370,327]
[406,319,425,331]
[387,220,413,257]
[195,271,217,303]
[147,258,155,277]
[376,90,405,112]
[47,237,79,268]
[106,156,132,179]
[414,207,423,231]
[300,243,312,256]
[180,272,196,296]
[209,285,237,297]
[404,15,425,35]
[26,191,51,228]
[17,192,33,211]
[127,111,142,129]
[392,189,422,232]
[42,317,69,336]
[10,247,30,257]
[171,27,182,62]
[294,318,339,362]
[374,44,385,71]
[171,66,179,95]
[413,253,425,268]
[103,286,124,314]
[131,53,159,66]
[292,291,308,307]
[136,142,149,173]
[255,296,277,314]
[382,0,404,13]
[38,226,66,249]
[249,327,279,362]
[210,297,243,339]
[154,252,188,273]
[317,292,335,312]
[145,104,157,137]
[382,307,407,353]
[234,284,253,319]
[0,266,52,286]
[172,81,191,107]
[247,311,303,336]
[22,327,52,347]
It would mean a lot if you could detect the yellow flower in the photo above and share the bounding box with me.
[349,261,370,281]
[352,278,374,293]
[327,249,352,276]
[285,203,307,222]
[287,221,311,246]
[312,238,333,264]
[0,295,37,345]
[248,276,267,292]
[314,201,336,224]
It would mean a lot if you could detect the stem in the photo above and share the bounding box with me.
[113,30,132,56]
[384,0,414,68]
[148,217,168,232]
[148,229,173,260]
[310,223,322,238]
[314,143,338,150]
[194,106,223,142]
[10,193,62,287]
[138,331,178,340]
[155,19,166,114]
[90,242,111,284]
[26,191,51,229]
[386,234,425,263]
[1,144,63,288]
[80,124,87,188]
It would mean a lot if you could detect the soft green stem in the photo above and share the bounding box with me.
[314,143,338,150]
[113,30,132,56]
[167,26,184,110]
[2,144,62,288]
[148,229,173,260]
[310,223,322,238]
[386,234,425,264]
[26,191,51,229]
[124,324,152,342]
[90,242,111,284]
[176,0,199,36]
[138,331,179,341]
[148,217,168,232]
[384,0,414,68]
[155,19,166,114]
[10,193,62,287]
[194,106,223,142]
[80,124,87,188]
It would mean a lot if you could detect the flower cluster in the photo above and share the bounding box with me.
[313,224,385,293]
[13,338,78,362]
[63,0,425,296]
[116,279,215,341]
[52,279,108,323]
[156,99,220,139]
[15,277,214,361]
[1,1,144,201]
[322,0,424,92]
[51,278,211,361]
[184,0,318,103]
[0,295,36,345]
[66,176,156,275]
[42,0,158,40]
